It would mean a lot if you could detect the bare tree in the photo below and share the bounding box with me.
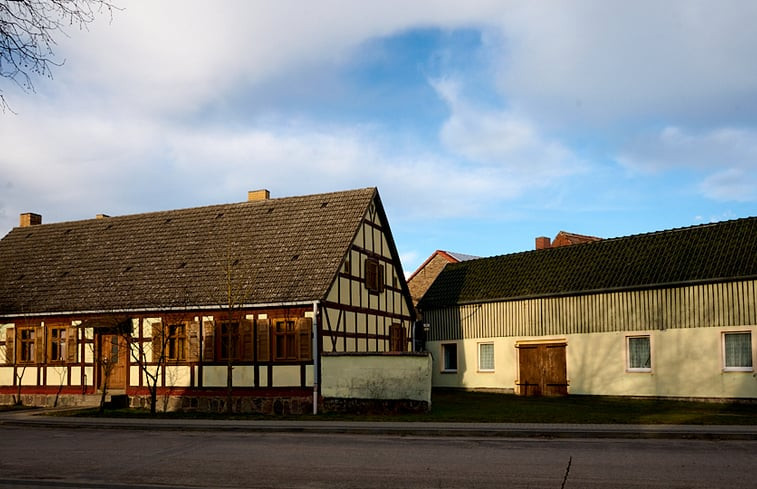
[0,0,116,111]
[127,313,193,416]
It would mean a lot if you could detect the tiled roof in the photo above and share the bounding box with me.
[419,217,757,308]
[0,188,377,315]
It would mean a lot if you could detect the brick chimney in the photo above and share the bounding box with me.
[535,236,551,250]
[247,189,270,202]
[19,212,42,227]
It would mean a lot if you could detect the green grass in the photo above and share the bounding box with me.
[56,390,757,425]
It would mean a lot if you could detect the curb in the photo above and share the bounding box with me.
[2,411,757,440]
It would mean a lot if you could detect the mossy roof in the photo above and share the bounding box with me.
[419,216,757,308]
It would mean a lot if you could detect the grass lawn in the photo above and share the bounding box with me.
[59,390,757,425]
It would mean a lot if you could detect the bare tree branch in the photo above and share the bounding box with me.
[0,0,117,112]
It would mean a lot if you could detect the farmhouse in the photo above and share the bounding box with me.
[0,188,428,413]
[418,217,757,400]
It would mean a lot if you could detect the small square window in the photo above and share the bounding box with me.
[442,343,457,372]
[627,336,651,372]
[723,332,753,371]
[478,343,494,371]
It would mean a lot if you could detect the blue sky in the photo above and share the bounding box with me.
[1,1,756,274]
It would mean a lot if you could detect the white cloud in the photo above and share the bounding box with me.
[431,77,586,185]
[617,126,757,201]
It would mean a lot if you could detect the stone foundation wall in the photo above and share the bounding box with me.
[129,394,314,415]
[321,397,430,414]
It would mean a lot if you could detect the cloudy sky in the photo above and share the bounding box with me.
[1,1,756,273]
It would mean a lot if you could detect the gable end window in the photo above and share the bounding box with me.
[723,332,753,372]
[364,257,385,293]
[441,343,458,373]
[627,335,651,372]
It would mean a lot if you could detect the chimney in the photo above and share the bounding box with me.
[247,189,270,202]
[535,236,551,250]
[96,214,110,219]
[19,213,42,227]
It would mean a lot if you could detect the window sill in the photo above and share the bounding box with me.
[440,370,457,374]
[477,369,495,373]
[626,368,652,373]
[723,368,754,373]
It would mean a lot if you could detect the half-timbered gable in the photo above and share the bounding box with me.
[419,217,757,399]
[0,187,421,412]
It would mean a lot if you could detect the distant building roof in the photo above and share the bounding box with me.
[420,217,757,309]
[0,188,378,316]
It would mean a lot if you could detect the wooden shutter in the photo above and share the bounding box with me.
[241,319,254,361]
[202,321,215,362]
[35,326,45,363]
[389,324,405,352]
[66,327,78,363]
[187,321,200,362]
[296,318,312,361]
[5,327,14,364]
[379,265,385,293]
[256,319,270,362]
[151,321,163,362]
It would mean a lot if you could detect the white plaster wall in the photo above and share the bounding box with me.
[428,325,757,398]
[232,366,254,386]
[322,354,432,403]
[0,366,13,386]
[164,366,191,387]
[202,366,226,387]
[46,366,68,387]
[272,365,301,387]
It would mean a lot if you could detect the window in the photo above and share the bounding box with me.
[49,327,67,363]
[723,332,753,371]
[274,320,296,361]
[627,335,651,372]
[166,323,186,361]
[19,327,35,363]
[478,343,494,371]
[364,257,385,293]
[389,324,406,352]
[219,322,240,361]
[441,343,457,372]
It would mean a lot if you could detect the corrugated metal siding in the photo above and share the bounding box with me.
[426,280,757,341]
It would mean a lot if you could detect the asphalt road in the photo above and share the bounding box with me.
[1,426,756,488]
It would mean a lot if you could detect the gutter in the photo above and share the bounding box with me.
[0,300,317,319]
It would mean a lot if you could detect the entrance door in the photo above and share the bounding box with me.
[516,342,568,396]
[99,334,127,390]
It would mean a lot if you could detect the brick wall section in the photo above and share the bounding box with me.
[408,254,454,306]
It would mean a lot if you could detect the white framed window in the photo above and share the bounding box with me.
[478,342,494,372]
[626,335,651,372]
[441,343,457,372]
[723,331,753,372]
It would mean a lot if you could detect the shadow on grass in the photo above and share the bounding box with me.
[50,390,757,425]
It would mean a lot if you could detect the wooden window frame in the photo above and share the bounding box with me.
[48,327,67,364]
[441,342,458,373]
[218,321,241,362]
[273,319,297,361]
[364,257,385,294]
[18,327,36,364]
[166,323,187,362]
[626,335,652,373]
[477,342,495,372]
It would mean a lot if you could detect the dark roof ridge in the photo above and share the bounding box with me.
[12,187,377,230]
[465,215,757,265]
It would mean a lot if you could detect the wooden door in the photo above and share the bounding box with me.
[99,334,127,390]
[516,343,568,396]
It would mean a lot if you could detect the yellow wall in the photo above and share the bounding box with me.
[321,354,432,403]
[428,325,757,398]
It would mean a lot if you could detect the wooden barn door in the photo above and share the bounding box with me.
[516,342,568,396]
[99,334,127,391]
